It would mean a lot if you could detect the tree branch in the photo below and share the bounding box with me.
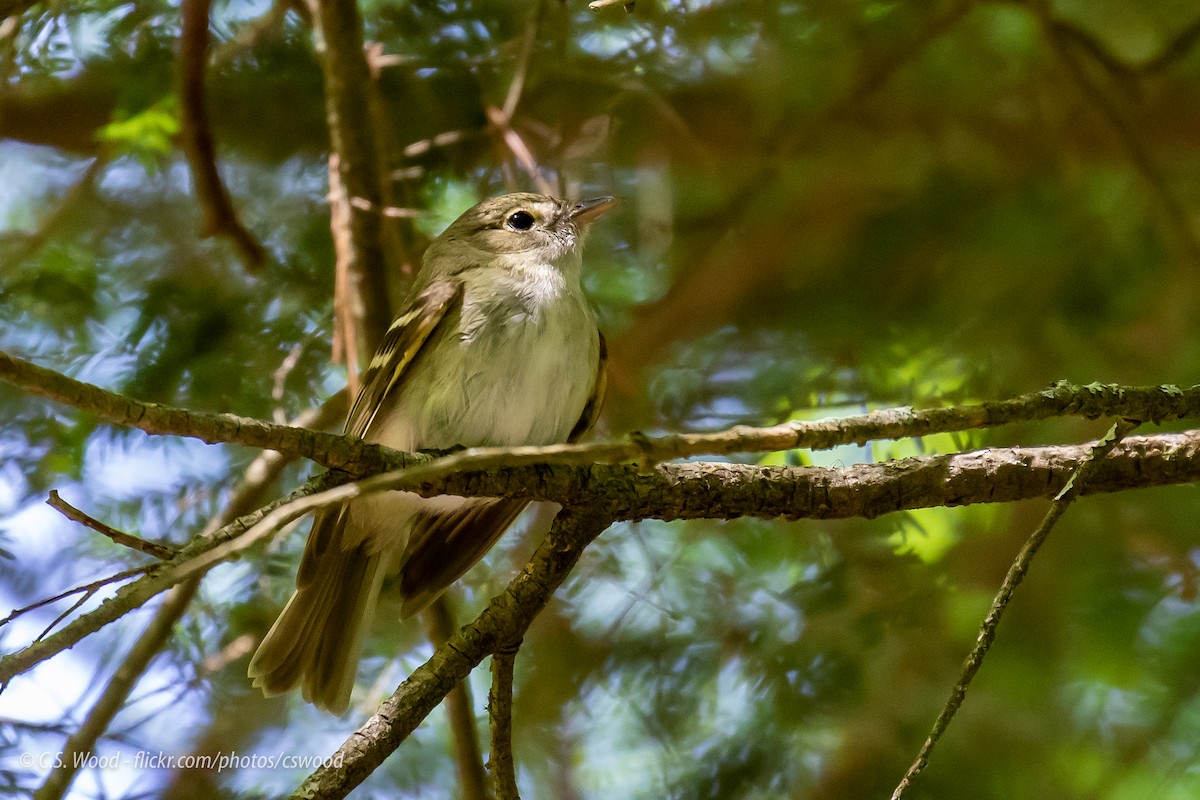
[179,0,267,271]
[309,0,392,360]
[0,350,391,475]
[1035,0,1200,267]
[6,425,1195,687]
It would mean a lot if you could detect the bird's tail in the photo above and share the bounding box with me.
[248,531,386,715]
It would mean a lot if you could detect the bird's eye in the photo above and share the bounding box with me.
[506,211,535,231]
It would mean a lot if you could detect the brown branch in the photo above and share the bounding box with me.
[179,0,267,271]
[329,154,362,394]
[310,0,392,359]
[290,510,609,800]
[425,598,490,800]
[891,418,1140,799]
[1045,11,1200,77]
[486,105,554,195]
[364,42,421,293]
[46,490,177,560]
[839,0,975,110]
[488,641,522,800]
[1035,0,1200,267]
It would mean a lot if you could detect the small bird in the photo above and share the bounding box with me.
[249,192,615,713]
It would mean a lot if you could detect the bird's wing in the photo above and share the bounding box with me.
[344,279,464,440]
[297,279,462,586]
[397,329,609,617]
[568,330,607,443]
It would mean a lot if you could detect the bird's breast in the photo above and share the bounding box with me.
[373,277,599,451]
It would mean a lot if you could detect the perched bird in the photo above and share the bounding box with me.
[249,192,614,713]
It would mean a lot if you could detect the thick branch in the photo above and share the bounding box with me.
[192,433,1200,556]
[291,510,610,800]
[6,428,1195,686]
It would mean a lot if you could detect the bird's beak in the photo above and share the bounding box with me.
[569,196,618,226]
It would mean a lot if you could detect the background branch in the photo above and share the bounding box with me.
[179,0,267,271]
[424,597,490,800]
[309,0,392,361]
[1035,0,1200,267]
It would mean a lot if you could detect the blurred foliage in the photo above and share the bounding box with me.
[2,0,1200,798]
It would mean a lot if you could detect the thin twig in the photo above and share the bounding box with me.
[486,106,555,195]
[0,566,153,636]
[32,581,194,800]
[489,4,554,195]
[890,418,1141,799]
[1045,11,1200,77]
[1142,13,1200,74]
[502,3,542,120]
[488,640,522,800]
[46,491,177,560]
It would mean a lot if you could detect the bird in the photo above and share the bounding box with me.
[248,192,615,713]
